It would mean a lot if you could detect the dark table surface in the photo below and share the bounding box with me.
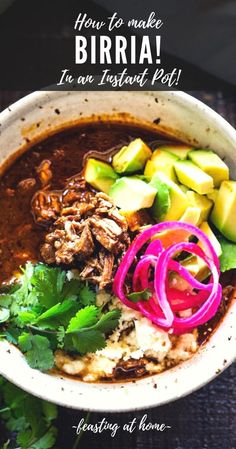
[1,90,236,449]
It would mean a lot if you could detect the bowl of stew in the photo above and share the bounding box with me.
[0,90,236,412]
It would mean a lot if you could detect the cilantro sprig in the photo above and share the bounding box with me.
[127,288,152,303]
[0,377,58,449]
[0,263,121,372]
[65,306,121,353]
[18,333,55,371]
[0,376,91,449]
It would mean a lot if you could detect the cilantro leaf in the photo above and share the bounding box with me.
[71,330,106,354]
[61,278,82,301]
[16,429,32,447]
[1,325,20,344]
[0,377,58,449]
[0,294,12,308]
[127,288,152,303]
[66,305,99,333]
[33,427,57,449]
[56,326,65,348]
[0,308,10,323]
[17,262,35,304]
[17,309,40,327]
[31,265,67,309]
[3,262,37,317]
[1,382,27,417]
[6,416,28,433]
[17,426,57,449]
[0,262,121,369]
[18,333,33,352]
[79,285,96,306]
[66,306,121,335]
[94,309,121,332]
[42,401,58,422]
[31,265,82,309]
[18,333,54,371]
[218,234,236,272]
[35,299,77,329]
[65,306,121,354]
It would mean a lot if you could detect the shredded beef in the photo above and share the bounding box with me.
[89,217,127,253]
[62,176,95,206]
[122,210,154,231]
[35,176,131,289]
[17,178,36,193]
[31,190,62,225]
[36,159,52,187]
[40,243,56,264]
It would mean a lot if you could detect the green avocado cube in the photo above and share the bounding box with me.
[160,145,194,160]
[211,180,236,242]
[179,207,201,226]
[182,222,222,281]
[84,158,119,194]
[199,222,222,256]
[112,138,152,174]
[186,190,213,225]
[207,189,219,202]
[150,172,188,222]
[179,184,189,193]
[174,160,214,194]
[109,176,157,211]
[188,149,229,187]
[144,149,178,182]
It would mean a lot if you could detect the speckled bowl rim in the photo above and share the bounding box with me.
[0,90,236,412]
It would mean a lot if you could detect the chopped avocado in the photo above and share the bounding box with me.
[149,174,170,221]
[182,222,222,281]
[109,176,157,211]
[160,145,194,160]
[186,191,213,225]
[179,207,201,225]
[151,149,179,164]
[144,149,178,182]
[182,256,208,282]
[169,272,190,291]
[211,180,236,242]
[84,158,119,194]
[174,160,214,194]
[144,160,158,178]
[199,222,222,256]
[144,160,177,182]
[179,184,189,193]
[150,172,188,221]
[207,189,219,202]
[188,149,229,188]
[112,138,152,174]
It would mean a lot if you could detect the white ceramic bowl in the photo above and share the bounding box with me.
[0,91,236,412]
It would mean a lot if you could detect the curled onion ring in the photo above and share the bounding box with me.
[113,222,221,334]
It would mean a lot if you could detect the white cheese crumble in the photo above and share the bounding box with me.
[54,289,198,381]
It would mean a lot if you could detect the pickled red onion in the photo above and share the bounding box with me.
[113,221,221,334]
